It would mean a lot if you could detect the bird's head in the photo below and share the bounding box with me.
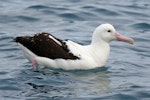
[92,23,134,45]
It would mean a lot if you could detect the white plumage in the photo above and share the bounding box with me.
[16,23,134,70]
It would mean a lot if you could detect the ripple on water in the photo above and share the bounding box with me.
[58,13,84,21]
[27,5,68,11]
[27,5,51,10]
[0,34,17,51]
[26,5,69,15]
[93,8,121,16]
[16,15,40,22]
[82,5,121,17]
[0,15,18,23]
[131,22,150,30]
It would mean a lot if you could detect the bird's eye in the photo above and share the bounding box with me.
[107,30,111,32]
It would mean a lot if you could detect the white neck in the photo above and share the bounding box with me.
[88,40,110,67]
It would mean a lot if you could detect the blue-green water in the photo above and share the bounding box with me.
[0,0,150,100]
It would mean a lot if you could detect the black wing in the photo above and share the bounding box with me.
[14,32,79,60]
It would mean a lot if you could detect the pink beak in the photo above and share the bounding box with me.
[115,32,134,45]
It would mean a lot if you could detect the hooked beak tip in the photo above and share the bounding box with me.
[128,38,134,45]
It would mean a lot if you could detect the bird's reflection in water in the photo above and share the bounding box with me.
[22,67,111,98]
[66,67,111,96]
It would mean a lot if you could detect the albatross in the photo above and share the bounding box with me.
[14,23,134,70]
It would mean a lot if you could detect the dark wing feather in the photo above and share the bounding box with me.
[14,32,79,60]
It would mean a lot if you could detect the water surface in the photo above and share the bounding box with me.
[0,0,150,100]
